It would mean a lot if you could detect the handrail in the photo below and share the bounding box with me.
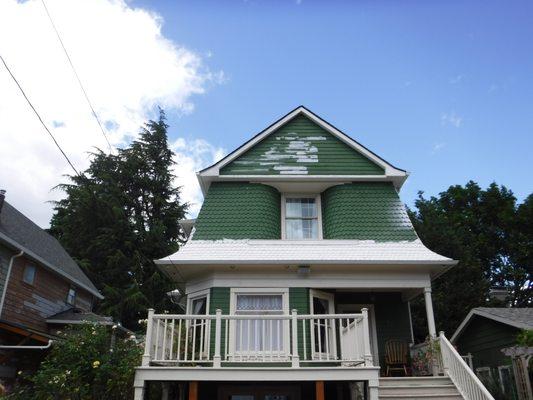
[143,311,372,368]
[439,332,495,400]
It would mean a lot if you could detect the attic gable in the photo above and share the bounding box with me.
[220,114,385,176]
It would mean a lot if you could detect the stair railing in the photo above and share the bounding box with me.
[439,332,495,400]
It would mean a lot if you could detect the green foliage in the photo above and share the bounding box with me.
[516,329,533,347]
[7,324,141,400]
[49,110,187,329]
[408,182,532,340]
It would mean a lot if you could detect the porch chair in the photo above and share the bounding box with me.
[384,339,409,376]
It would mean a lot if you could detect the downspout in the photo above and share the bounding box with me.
[0,250,24,317]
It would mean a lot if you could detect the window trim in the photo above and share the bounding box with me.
[229,288,290,359]
[281,194,323,240]
[497,365,513,394]
[22,264,36,285]
[186,288,210,315]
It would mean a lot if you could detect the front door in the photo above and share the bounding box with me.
[218,384,301,400]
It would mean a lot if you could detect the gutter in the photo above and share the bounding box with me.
[0,340,53,350]
[0,250,24,317]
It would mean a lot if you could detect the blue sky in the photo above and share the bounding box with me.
[132,0,531,207]
[4,0,531,227]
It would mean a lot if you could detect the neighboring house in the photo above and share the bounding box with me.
[135,107,492,400]
[452,307,533,399]
[0,190,104,381]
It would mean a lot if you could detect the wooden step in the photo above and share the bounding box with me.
[379,376,453,386]
[378,376,463,400]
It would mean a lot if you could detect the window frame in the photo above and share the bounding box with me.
[22,263,36,285]
[229,288,290,359]
[281,194,323,240]
[186,288,210,315]
[66,287,76,306]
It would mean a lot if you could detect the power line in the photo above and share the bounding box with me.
[0,54,80,176]
[40,0,113,153]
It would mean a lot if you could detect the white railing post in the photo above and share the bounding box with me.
[361,308,373,366]
[142,308,155,366]
[213,309,222,367]
[291,309,300,368]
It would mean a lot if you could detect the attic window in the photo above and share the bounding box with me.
[22,264,36,285]
[282,195,322,240]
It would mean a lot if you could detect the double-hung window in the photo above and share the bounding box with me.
[230,289,289,359]
[187,290,210,359]
[282,195,322,239]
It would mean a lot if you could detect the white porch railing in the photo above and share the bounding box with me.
[141,308,373,368]
[439,332,495,400]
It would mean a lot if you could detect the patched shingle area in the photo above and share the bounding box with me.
[193,182,281,240]
[220,114,385,176]
[322,183,418,241]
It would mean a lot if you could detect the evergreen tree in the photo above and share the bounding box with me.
[50,110,187,329]
[408,182,532,340]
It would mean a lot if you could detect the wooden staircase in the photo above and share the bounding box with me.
[378,376,463,399]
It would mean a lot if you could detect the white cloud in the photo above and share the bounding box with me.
[172,138,225,217]
[0,0,222,227]
[440,111,463,128]
[449,75,464,85]
[430,142,446,155]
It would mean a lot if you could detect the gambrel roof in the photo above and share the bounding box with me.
[198,106,408,193]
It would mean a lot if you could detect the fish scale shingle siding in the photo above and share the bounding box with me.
[193,182,281,240]
[322,182,418,241]
[220,115,385,176]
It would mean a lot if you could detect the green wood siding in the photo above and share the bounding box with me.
[289,288,311,359]
[220,114,384,176]
[208,287,230,358]
[455,316,517,369]
[193,182,281,240]
[322,183,418,241]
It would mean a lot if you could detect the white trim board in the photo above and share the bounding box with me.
[451,308,533,343]
[197,106,408,193]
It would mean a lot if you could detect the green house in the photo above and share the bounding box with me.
[451,307,533,399]
[133,107,489,400]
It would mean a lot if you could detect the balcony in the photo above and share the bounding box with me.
[141,309,374,368]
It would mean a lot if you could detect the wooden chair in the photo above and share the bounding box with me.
[385,339,409,376]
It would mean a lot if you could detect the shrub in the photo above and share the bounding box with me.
[7,324,142,400]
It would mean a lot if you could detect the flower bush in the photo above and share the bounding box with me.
[7,324,142,400]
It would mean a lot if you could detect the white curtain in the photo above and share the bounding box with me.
[235,295,283,352]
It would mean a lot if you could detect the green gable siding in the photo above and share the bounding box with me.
[220,115,384,176]
[322,182,418,241]
[455,316,518,369]
[193,182,281,240]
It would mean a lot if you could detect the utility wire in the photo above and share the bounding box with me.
[40,0,113,153]
[0,54,80,176]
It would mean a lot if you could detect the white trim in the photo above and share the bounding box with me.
[228,288,290,359]
[135,366,381,382]
[451,308,533,343]
[281,194,323,240]
[199,107,406,178]
[309,289,337,360]
[337,303,379,365]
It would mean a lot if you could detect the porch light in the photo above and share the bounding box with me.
[297,265,311,276]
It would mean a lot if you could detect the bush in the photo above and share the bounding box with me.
[7,324,142,400]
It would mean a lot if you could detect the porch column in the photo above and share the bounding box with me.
[133,379,145,400]
[424,287,437,338]
[315,381,325,400]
